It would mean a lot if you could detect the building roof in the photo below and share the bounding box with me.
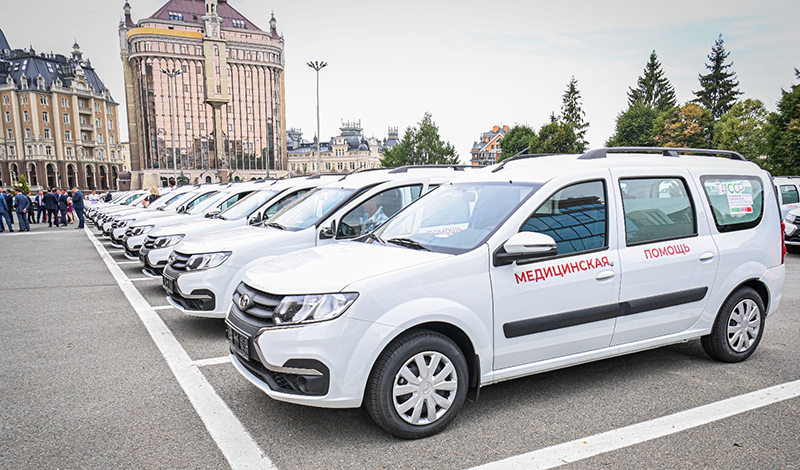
[148,0,263,32]
[0,28,10,51]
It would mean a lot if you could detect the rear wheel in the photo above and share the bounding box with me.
[701,287,765,362]
[365,330,468,439]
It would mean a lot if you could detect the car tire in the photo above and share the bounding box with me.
[701,286,765,363]
[365,330,468,439]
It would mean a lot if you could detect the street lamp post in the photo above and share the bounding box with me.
[160,67,182,184]
[307,61,327,175]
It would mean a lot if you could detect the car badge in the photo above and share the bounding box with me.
[239,294,250,310]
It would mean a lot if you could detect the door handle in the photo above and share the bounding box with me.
[596,270,615,281]
[700,252,715,261]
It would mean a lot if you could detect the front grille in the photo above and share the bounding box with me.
[124,227,133,237]
[169,251,192,271]
[144,235,157,249]
[233,282,283,320]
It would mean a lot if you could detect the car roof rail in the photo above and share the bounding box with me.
[491,153,556,173]
[306,173,349,179]
[579,147,747,161]
[388,164,472,173]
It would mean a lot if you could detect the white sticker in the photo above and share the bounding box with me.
[727,193,753,214]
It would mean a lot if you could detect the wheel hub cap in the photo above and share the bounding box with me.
[392,351,458,426]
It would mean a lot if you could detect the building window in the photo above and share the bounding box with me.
[65,147,73,157]
[184,84,190,92]
[95,117,102,128]
[109,135,115,144]
[45,146,52,156]
[44,129,51,139]
[61,97,69,108]
[42,111,49,123]
[199,123,205,131]
[63,113,70,124]
[97,134,103,143]
[65,130,72,140]
[182,65,188,73]
[23,110,30,122]
[6,129,11,139]
[4,111,10,122]
[107,119,113,130]
[26,145,32,155]
[2,96,8,105]
[196,65,202,74]
[337,162,343,170]
[40,96,48,106]
[95,103,101,112]
[25,128,31,138]
[111,151,115,159]
[168,11,183,20]
[350,161,355,170]
[185,121,192,130]
[21,95,28,105]
[9,146,15,156]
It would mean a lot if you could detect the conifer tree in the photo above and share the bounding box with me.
[627,50,677,112]
[766,68,800,175]
[694,34,742,120]
[560,76,589,152]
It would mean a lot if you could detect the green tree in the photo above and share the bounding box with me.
[560,76,589,151]
[498,124,536,161]
[381,112,459,167]
[628,50,677,112]
[529,118,582,154]
[654,103,713,148]
[177,170,189,186]
[606,101,661,147]
[713,99,770,161]
[694,34,742,120]
[13,174,31,194]
[766,68,800,175]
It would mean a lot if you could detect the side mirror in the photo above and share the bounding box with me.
[177,205,186,214]
[319,220,336,239]
[248,212,262,225]
[205,210,221,219]
[494,232,558,267]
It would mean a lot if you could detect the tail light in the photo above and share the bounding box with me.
[781,221,787,264]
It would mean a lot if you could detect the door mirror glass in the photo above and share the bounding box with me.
[319,220,336,239]
[494,232,558,266]
[248,212,262,225]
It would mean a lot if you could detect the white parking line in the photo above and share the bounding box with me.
[471,378,800,470]
[194,356,231,367]
[117,260,140,265]
[152,305,175,310]
[129,277,159,281]
[85,227,275,470]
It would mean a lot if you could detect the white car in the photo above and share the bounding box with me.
[130,175,343,282]
[773,176,800,218]
[106,186,205,244]
[161,166,471,319]
[228,148,785,438]
[135,181,270,275]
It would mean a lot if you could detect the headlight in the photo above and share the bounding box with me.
[131,225,155,236]
[272,293,358,326]
[184,251,231,271]
[119,219,135,227]
[153,234,184,248]
[786,213,797,224]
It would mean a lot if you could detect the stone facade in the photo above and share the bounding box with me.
[0,31,124,190]
[287,122,398,174]
[119,0,287,189]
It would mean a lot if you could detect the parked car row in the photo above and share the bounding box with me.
[87,150,786,439]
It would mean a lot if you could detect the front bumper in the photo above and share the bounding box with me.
[162,262,236,318]
[138,246,167,276]
[162,264,218,316]
[124,234,146,260]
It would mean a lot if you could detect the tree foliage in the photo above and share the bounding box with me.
[654,103,713,148]
[13,174,31,194]
[177,170,190,186]
[529,118,582,154]
[560,76,589,151]
[606,101,660,147]
[713,99,769,161]
[766,68,800,175]
[628,50,677,112]
[381,112,459,167]
[694,34,742,120]
[498,124,536,162]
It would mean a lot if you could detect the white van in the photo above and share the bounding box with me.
[228,148,785,438]
[773,176,800,218]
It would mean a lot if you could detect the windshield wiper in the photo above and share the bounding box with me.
[363,232,385,245]
[387,237,430,251]
[266,222,286,230]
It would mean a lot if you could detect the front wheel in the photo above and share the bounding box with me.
[701,287,765,362]
[365,330,468,439]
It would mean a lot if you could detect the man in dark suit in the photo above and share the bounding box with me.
[35,190,46,223]
[13,188,30,232]
[4,189,13,224]
[43,188,59,227]
[0,190,12,232]
[104,191,113,202]
[57,188,69,226]
[71,186,85,229]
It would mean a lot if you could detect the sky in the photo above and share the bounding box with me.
[3,0,799,163]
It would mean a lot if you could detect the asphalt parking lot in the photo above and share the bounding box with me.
[1,223,798,469]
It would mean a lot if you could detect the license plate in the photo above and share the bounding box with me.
[162,275,175,294]
[226,324,251,359]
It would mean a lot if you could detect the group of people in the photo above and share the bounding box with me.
[0,187,98,232]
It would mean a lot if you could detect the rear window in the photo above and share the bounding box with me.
[701,176,764,232]
[780,184,799,204]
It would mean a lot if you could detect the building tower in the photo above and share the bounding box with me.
[119,0,286,188]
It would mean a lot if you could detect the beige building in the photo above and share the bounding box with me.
[287,122,397,174]
[0,29,124,190]
[119,0,287,188]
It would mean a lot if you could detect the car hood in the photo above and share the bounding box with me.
[175,225,285,253]
[148,217,240,238]
[243,242,451,294]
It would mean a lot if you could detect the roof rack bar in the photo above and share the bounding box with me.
[388,164,472,173]
[491,153,555,173]
[579,147,747,161]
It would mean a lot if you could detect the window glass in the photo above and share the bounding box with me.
[184,191,218,211]
[338,185,422,238]
[269,188,355,231]
[214,191,253,212]
[261,190,311,221]
[620,177,696,245]
[218,189,278,220]
[521,181,607,255]
[374,183,539,254]
[701,176,764,232]
[780,185,799,205]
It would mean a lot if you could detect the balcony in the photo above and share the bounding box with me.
[80,123,94,131]
[78,106,92,114]
[79,140,97,147]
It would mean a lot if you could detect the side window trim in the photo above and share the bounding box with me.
[700,174,765,233]
[619,176,698,247]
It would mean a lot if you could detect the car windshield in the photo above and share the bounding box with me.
[219,189,279,220]
[268,188,355,231]
[187,191,229,215]
[161,191,200,211]
[372,182,541,254]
